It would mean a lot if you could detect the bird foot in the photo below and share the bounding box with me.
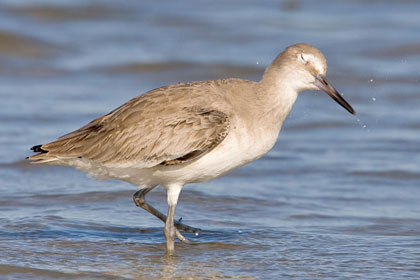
[174,220,202,234]
[175,229,190,243]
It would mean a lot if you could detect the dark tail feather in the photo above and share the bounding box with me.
[30,144,48,153]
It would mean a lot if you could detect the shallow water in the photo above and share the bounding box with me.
[1,0,420,279]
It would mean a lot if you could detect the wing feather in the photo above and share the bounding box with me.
[29,92,230,168]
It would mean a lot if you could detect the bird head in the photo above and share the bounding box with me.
[268,43,355,114]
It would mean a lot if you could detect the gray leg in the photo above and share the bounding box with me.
[165,185,183,254]
[133,187,201,233]
[133,188,200,242]
[133,187,188,242]
[165,204,177,253]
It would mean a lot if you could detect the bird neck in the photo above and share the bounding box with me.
[257,66,299,129]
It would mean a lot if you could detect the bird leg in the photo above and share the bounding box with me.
[133,187,188,242]
[165,203,176,254]
[164,185,184,254]
[133,188,201,241]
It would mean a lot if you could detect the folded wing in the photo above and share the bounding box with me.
[29,87,230,168]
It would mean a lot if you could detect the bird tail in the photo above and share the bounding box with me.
[27,144,59,163]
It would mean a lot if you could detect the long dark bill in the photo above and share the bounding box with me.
[314,75,355,114]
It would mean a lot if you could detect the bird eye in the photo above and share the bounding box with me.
[300,53,308,64]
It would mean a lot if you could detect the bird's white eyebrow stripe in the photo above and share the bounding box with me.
[301,53,325,73]
[301,53,314,62]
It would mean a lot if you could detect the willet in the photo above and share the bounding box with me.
[28,43,355,254]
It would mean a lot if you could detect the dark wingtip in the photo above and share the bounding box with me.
[30,144,48,153]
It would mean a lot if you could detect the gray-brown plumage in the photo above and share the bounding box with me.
[29,81,234,167]
[28,43,354,254]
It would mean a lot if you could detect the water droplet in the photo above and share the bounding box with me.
[372,97,376,101]
[256,61,259,65]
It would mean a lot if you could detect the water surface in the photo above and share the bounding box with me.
[1,1,420,279]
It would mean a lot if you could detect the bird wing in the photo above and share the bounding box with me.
[29,85,230,168]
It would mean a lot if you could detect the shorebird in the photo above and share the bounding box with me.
[28,43,355,254]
